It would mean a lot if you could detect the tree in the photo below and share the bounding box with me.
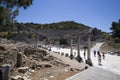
[0,0,33,26]
[59,38,67,45]
[110,19,120,38]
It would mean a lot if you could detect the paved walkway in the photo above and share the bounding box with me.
[66,67,120,80]
[65,43,120,80]
[42,43,120,80]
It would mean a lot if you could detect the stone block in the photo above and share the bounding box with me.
[18,67,29,73]
[0,55,4,62]
[0,64,11,80]
[11,75,23,80]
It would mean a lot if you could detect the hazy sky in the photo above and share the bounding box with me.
[16,0,120,32]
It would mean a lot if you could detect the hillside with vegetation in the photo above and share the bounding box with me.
[24,21,90,30]
[100,19,120,54]
[0,21,110,47]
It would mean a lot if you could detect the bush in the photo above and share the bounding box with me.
[59,38,67,45]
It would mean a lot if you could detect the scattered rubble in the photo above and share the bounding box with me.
[0,40,87,80]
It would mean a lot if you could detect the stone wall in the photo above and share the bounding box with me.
[0,49,17,71]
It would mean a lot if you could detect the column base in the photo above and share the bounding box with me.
[76,56,83,63]
[86,58,93,66]
[69,54,73,60]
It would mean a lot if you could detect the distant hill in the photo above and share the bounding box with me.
[25,21,90,30]
[0,21,111,46]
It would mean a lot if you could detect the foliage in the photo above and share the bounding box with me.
[59,38,67,45]
[107,41,120,49]
[101,32,111,40]
[110,19,120,38]
[43,21,90,30]
[0,30,13,39]
[28,33,36,39]
[0,0,33,26]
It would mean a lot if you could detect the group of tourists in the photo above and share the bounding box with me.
[94,50,105,65]
[74,49,106,65]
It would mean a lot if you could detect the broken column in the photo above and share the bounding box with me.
[86,32,93,66]
[17,52,22,67]
[0,64,11,80]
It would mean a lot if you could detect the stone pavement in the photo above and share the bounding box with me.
[66,67,120,80]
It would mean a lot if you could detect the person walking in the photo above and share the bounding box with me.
[102,52,105,60]
[83,49,86,59]
[97,51,102,65]
[94,50,96,57]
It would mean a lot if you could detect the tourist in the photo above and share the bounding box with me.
[102,51,105,60]
[94,50,96,57]
[74,51,76,56]
[97,51,102,65]
[83,49,86,59]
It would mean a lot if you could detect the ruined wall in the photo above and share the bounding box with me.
[0,49,17,71]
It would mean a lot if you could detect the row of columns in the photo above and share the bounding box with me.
[70,35,93,66]
[48,35,93,66]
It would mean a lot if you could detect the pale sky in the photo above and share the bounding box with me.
[16,0,120,32]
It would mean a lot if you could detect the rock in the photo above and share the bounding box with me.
[0,46,6,51]
[85,66,88,69]
[42,55,54,61]
[39,78,48,80]
[70,68,74,71]
[64,69,69,72]
[18,67,29,73]
[11,75,23,80]
[23,76,31,80]
[0,55,4,62]
[37,64,52,68]
[49,76,54,79]
[29,69,35,73]
[44,64,52,68]
[65,53,69,57]
[31,65,36,70]
[61,52,64,56]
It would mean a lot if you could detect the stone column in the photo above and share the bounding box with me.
[0,64,11,80]
[49,40,51,51]
[76,37,82,62]
[78,37,80,57]
[0,68,2,80]
[36,34,39,51]
[17,52,22,67]
[70,38,73,59]
[86,34,93,66]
